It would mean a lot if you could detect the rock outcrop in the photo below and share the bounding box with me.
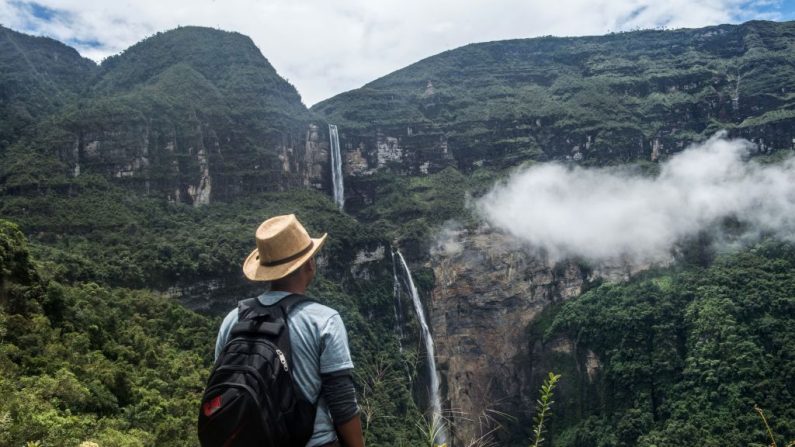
[429,228,585,442]
[56,119,329,205]
[428,226,654,444]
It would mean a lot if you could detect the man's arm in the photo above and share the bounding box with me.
[320,370,364,447]
[335,414,364,447]
[318,314,363,445]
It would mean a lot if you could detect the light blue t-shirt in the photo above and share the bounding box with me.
[214,291,355,446]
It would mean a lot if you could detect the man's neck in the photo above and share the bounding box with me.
[270,284,307,295]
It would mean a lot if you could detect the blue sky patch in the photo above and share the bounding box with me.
[778,1,795,20]
[9,0,66,24]
[27,1,57,21]
[66,37,103,48]
[743,0,795,21]
[9,0,71,33]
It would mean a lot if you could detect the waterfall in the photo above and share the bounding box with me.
[328,124,344,210]
[395,250,446,444]
[391,249,406,345]
[392,249,414,386]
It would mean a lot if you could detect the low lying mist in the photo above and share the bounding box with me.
[476,132,795,264]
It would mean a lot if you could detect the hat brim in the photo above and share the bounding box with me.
[242,233,327,282]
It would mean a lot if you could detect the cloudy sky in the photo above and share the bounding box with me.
[2,0,794,106]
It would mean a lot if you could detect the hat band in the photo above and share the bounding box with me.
[261,241,314,267]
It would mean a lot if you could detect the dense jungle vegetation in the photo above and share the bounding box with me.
[0,212,430,446]
[539,241,795,446]
[0,220,215,446]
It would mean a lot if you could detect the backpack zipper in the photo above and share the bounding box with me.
[275,349,289,372]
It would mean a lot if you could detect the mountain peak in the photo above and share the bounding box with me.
[93,26,305,110]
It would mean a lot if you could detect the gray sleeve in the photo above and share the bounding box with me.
[320,369,359,425]
[319,313,354,374]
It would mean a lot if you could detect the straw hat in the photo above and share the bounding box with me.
[242,214,327,282]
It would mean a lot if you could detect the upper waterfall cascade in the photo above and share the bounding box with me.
[328,124,344,210]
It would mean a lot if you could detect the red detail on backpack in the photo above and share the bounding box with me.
[203,395,223,417]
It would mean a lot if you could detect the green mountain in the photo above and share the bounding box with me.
[314,20,795,173]
[94,26,308,117]
[1,26,327,207]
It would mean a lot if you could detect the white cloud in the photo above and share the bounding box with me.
[477,133,795,263]
[0,0,786,105]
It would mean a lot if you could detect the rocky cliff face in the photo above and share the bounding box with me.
[329,123,455,209]
[55,116,329,206]
[429,227,656,444]
[429,228,583,442]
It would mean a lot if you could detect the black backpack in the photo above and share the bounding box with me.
[198,294,317,447]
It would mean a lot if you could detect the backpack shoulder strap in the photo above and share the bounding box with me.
[277,293,316,316]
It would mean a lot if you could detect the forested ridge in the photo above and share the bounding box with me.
[314,20,795,167]
[0,219,215,445]
[0,25,318,205]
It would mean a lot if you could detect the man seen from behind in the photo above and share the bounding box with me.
[211,214,365,447]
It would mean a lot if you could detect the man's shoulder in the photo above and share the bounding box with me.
[219,306,239,329]
[292,299,340,323]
